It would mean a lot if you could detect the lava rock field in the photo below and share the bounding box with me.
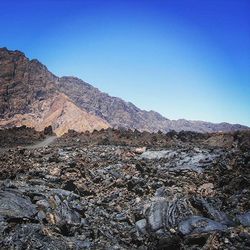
[0,128,249,249]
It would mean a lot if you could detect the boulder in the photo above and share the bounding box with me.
[179,216,227,235]
[0,190,37,219]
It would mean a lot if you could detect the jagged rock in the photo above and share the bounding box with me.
[44,125,53,135]
[135,219,147,235]
[237,211,250,227]
[140,150,174,160]
[0,128,249,249]
[0,190,37,219]
[139,148,222,173]
[139,197,195,234]
[191,197,234,226]
[0,223,91,249]
[178,216,227,235]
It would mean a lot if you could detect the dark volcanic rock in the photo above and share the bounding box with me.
[178,216,227,235]
[237,211,250,227]
[0,126,249,249]
[0,126,45,147]
[142,197,194,233]
[0,190,36,219]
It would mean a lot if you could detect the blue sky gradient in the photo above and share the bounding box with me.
[0,0,249,125]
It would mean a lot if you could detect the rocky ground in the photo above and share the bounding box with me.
[0,128,250,249]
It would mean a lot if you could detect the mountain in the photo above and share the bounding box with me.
[57,76,248,133]
[0,47,248,135]
[0,48,109,135]
[0,93,109,136]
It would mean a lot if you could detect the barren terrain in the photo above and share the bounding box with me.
[0,128,249,249]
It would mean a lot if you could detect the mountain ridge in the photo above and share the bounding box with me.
[0,47,248,134]
[0,47,110,135]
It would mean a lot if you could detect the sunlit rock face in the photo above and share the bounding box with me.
[0,48,109,135]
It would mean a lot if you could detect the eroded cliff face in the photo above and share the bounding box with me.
[0,48,57,116]
[0,47,248,134]
[0,48,110,135]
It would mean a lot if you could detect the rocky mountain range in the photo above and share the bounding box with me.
[0,47,248,135]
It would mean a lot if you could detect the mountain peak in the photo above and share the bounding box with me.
[0,47,26,58]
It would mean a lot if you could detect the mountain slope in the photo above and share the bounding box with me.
[0,47,248,134]
[57,76,248,133]
[0,93,110,136]
[0,48,56,117]
[0,48,110,135]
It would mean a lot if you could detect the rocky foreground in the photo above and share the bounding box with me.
[0,128,250,249]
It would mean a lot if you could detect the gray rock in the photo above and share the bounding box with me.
[144,197,194,232]
[115,213,127,222]
[58,200,81,225]
[36,199,50,209]
[136,219,147,235]
[0,223,87,249]
[237,211,250,227]
[37,210,46,220]
[194,198,234,226]
[140,150,173,160]
[0,190,37,219]
[140,149,222,173]
[0,219,8,235]
[146,198,168,231]
[179,216,227,235]
[155,187,166,197]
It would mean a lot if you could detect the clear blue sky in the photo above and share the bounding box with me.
[0,0,249,125]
